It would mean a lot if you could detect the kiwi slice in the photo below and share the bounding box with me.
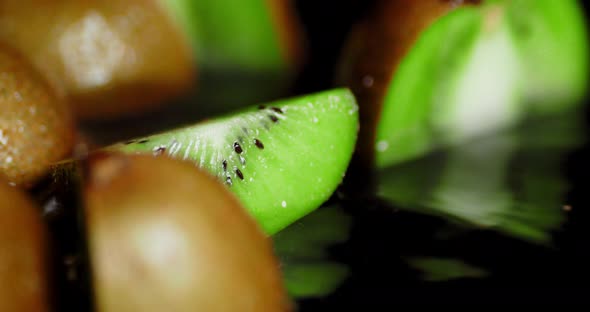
[110,89,359,234]
[378,3,522,167]
[337,0,481,169]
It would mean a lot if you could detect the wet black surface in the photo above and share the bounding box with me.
[279,110,589,308]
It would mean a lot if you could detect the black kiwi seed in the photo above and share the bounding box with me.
[258,105,266,110]
[254,139,264,149]
[138,139,149,144]
[226,176,233,186]
[271,107,283,114]
[235,169,244,180]
[233,142,243,154]
[269,115,279,123]
[222,160,228,171]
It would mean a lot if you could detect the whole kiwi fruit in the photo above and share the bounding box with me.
[0,44,75,187]
[84,153,291,311]
[0,180,51,311]
[0,0,195,119]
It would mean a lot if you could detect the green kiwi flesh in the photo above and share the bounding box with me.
[505,0,589,113]
[110,89,359,234]
[375,0,588,168]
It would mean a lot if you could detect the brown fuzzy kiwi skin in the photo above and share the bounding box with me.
[337,0,481,170]
[0,0,195,120]
[84,153,291,312]
[0,181,52,311]
[0,44,76,188]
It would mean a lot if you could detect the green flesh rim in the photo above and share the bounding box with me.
[375,7,481,167]
[375,0,588,168]
[110,89,359,235]
[505,0,589,113]
[160,0,286,72]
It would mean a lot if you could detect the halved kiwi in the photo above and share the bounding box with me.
[0,0,195,119]
[0,44,75,187]
[0,181,51,311]
[83,153,291,311]
[110,89,359,234]
[338,0,588,168]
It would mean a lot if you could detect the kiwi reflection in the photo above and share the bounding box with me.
[273,205,352,298]
[407,257,489,282]
[378,114,583,244]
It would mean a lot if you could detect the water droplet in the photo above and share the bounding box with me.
[5,156,13,164]
[312,117,319,123]
[377,141,389,152]
[362,75,374,87]
[281,201,287,208]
